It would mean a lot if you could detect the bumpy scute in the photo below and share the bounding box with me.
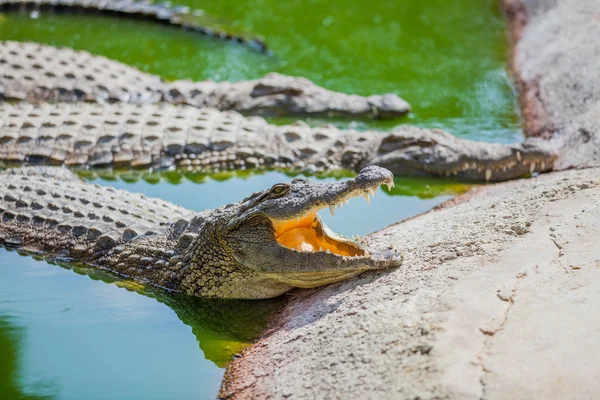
[0,41,410,119]
[0,102,557,182]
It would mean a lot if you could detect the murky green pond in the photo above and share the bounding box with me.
[0,0,518,140]
[0,0,517,398]
[0,249,283,399]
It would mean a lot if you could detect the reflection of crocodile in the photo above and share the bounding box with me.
[0,41,410,119]
[0,317,54,399]
[0,166,401,299]
[0,0,268,52]
[2,247,284,368]
[50,259,285,366]
[0,102,557,182]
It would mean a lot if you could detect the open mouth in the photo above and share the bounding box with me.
[269,181,394,259]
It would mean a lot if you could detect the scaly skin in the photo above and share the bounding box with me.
[0,41,410,119]
[0,166,401,299]
[0,0,268,52]
[0,102,557,182]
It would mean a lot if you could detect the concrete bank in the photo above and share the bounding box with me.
[220,167,600,399]
[218,0,600,397]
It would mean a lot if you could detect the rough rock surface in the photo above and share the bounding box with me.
[0,41,410,119]
[220,167,600,399]
[505,0,600,169]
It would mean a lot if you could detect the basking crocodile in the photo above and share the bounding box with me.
[0,41,410,119]
[0,102,556,182]
[0,165,401,298]
[0,0,268,52]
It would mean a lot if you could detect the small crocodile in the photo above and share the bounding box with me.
[0,0,268,52]
[0,102,556,182]
[0,41,410,119]
[0,165,401,298]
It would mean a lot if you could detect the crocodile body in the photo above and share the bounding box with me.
[0,0,268,52]
[0,41,410,119]
[0,102,556,182]
[0,166,401,298]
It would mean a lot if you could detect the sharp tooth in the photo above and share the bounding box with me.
[352,235,356,240]
[364,250,370,257]
[516,151,522,162]
[364,194,370,204]
[319,247,323,252]
[385,182,393,191]
[337,201,343,208]
[485,169,492,182]
[326,249,331,254]
[345,199,349,204]
[530,162,536,173]
[369,189,376,197]
[329,205,335,216]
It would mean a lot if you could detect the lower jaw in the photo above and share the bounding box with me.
[266,268,367,288]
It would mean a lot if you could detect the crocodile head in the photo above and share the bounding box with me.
[213,166,402,298]
[362,127,558,182]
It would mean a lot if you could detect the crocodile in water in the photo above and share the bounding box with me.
[0,41,410,119]
[0,102,557,182]
[0,165,402,298]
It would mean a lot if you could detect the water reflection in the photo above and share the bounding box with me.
[0,249,284,399]
[67,261,285,368]
[0,317,55,399]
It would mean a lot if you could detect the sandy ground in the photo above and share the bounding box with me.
[220,168,600,399]
[218,0,600,398]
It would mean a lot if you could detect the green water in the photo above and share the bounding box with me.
[0,0,517,398]
[0,248,284,399]
[0,0,519,140]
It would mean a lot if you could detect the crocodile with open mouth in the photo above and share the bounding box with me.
[0,165,402,298]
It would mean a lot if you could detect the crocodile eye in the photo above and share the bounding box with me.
[270,184,289,196]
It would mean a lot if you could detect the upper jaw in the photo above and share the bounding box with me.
[266,166,395,221]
